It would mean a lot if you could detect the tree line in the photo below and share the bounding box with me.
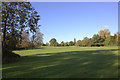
[45,29,119,47]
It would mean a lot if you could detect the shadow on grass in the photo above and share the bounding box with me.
[2,49,118,78]
[16,47,45,51]
[28,47,45,50]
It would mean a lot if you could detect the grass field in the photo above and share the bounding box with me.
[2,46,118,78]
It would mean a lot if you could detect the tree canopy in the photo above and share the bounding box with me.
[49,38,58,46]
[2,2,42,63]
[2,2,41,51]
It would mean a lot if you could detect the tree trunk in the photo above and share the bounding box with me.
[2,17,7,55]
[2,9,9,55]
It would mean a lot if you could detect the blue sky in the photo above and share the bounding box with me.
[31,2,118,43]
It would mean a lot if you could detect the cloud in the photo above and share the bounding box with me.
[104,25,109,28]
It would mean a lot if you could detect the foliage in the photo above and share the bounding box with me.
[64,42,69,46]
[1,2,42,63]
[49,38,58,46]
[98,29,110,39]
[54,42,59,46]
[75,29,118,47]
[30,30,43,48]
[2,2,41,51]
[69,41,74,46]
[48,29,118,47]
[60,41,64,46]
[92,34,104,43]
[75,40,82,46]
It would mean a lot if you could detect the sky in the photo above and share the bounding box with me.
[31,2,118,43]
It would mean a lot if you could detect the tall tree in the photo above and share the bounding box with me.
[74,38,76,45]
[104,29,110,39]
[2,2,40,56]
[82,37,89,46]
[103,29,111,46]
[31,29,43,47]
[98,29,110,40]
[98,30,105,39]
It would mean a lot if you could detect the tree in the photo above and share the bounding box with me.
[69,41,74,46]
[49,38,58,46]
[98,30,105,39]
[46,42,49,46]
[87,38,93,46]
[64,42,69,46]
[60,41,64,46]
[75,40,82,46]
[5,32,20,50]
[118,32,120,46]
[108,36,117,46]
[102,29,111,46]
[2,2,40,51]
[91,34,104,46]
[2,2,40,62]
[33,30,43,47]
[54,42,59,46]
[74,38,76,45]
[41,42,44,46]
[17,30,30,49]
[92,34,104,43]
[82,37,89,46]
[98,29,110,40]
[104,29,110,39]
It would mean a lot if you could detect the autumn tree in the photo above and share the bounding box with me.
[98,30,105,39]
[60,41,64,46]
[75,40,82,46]
[98,29,110,39]
[103,29,111,46]
[104,29,110,39]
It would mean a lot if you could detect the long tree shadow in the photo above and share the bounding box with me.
[14,47,45,51]
[2,49,118,78]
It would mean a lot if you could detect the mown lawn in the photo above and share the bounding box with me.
[2,46,118,78]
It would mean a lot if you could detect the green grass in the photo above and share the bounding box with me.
[2,46,118,78]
